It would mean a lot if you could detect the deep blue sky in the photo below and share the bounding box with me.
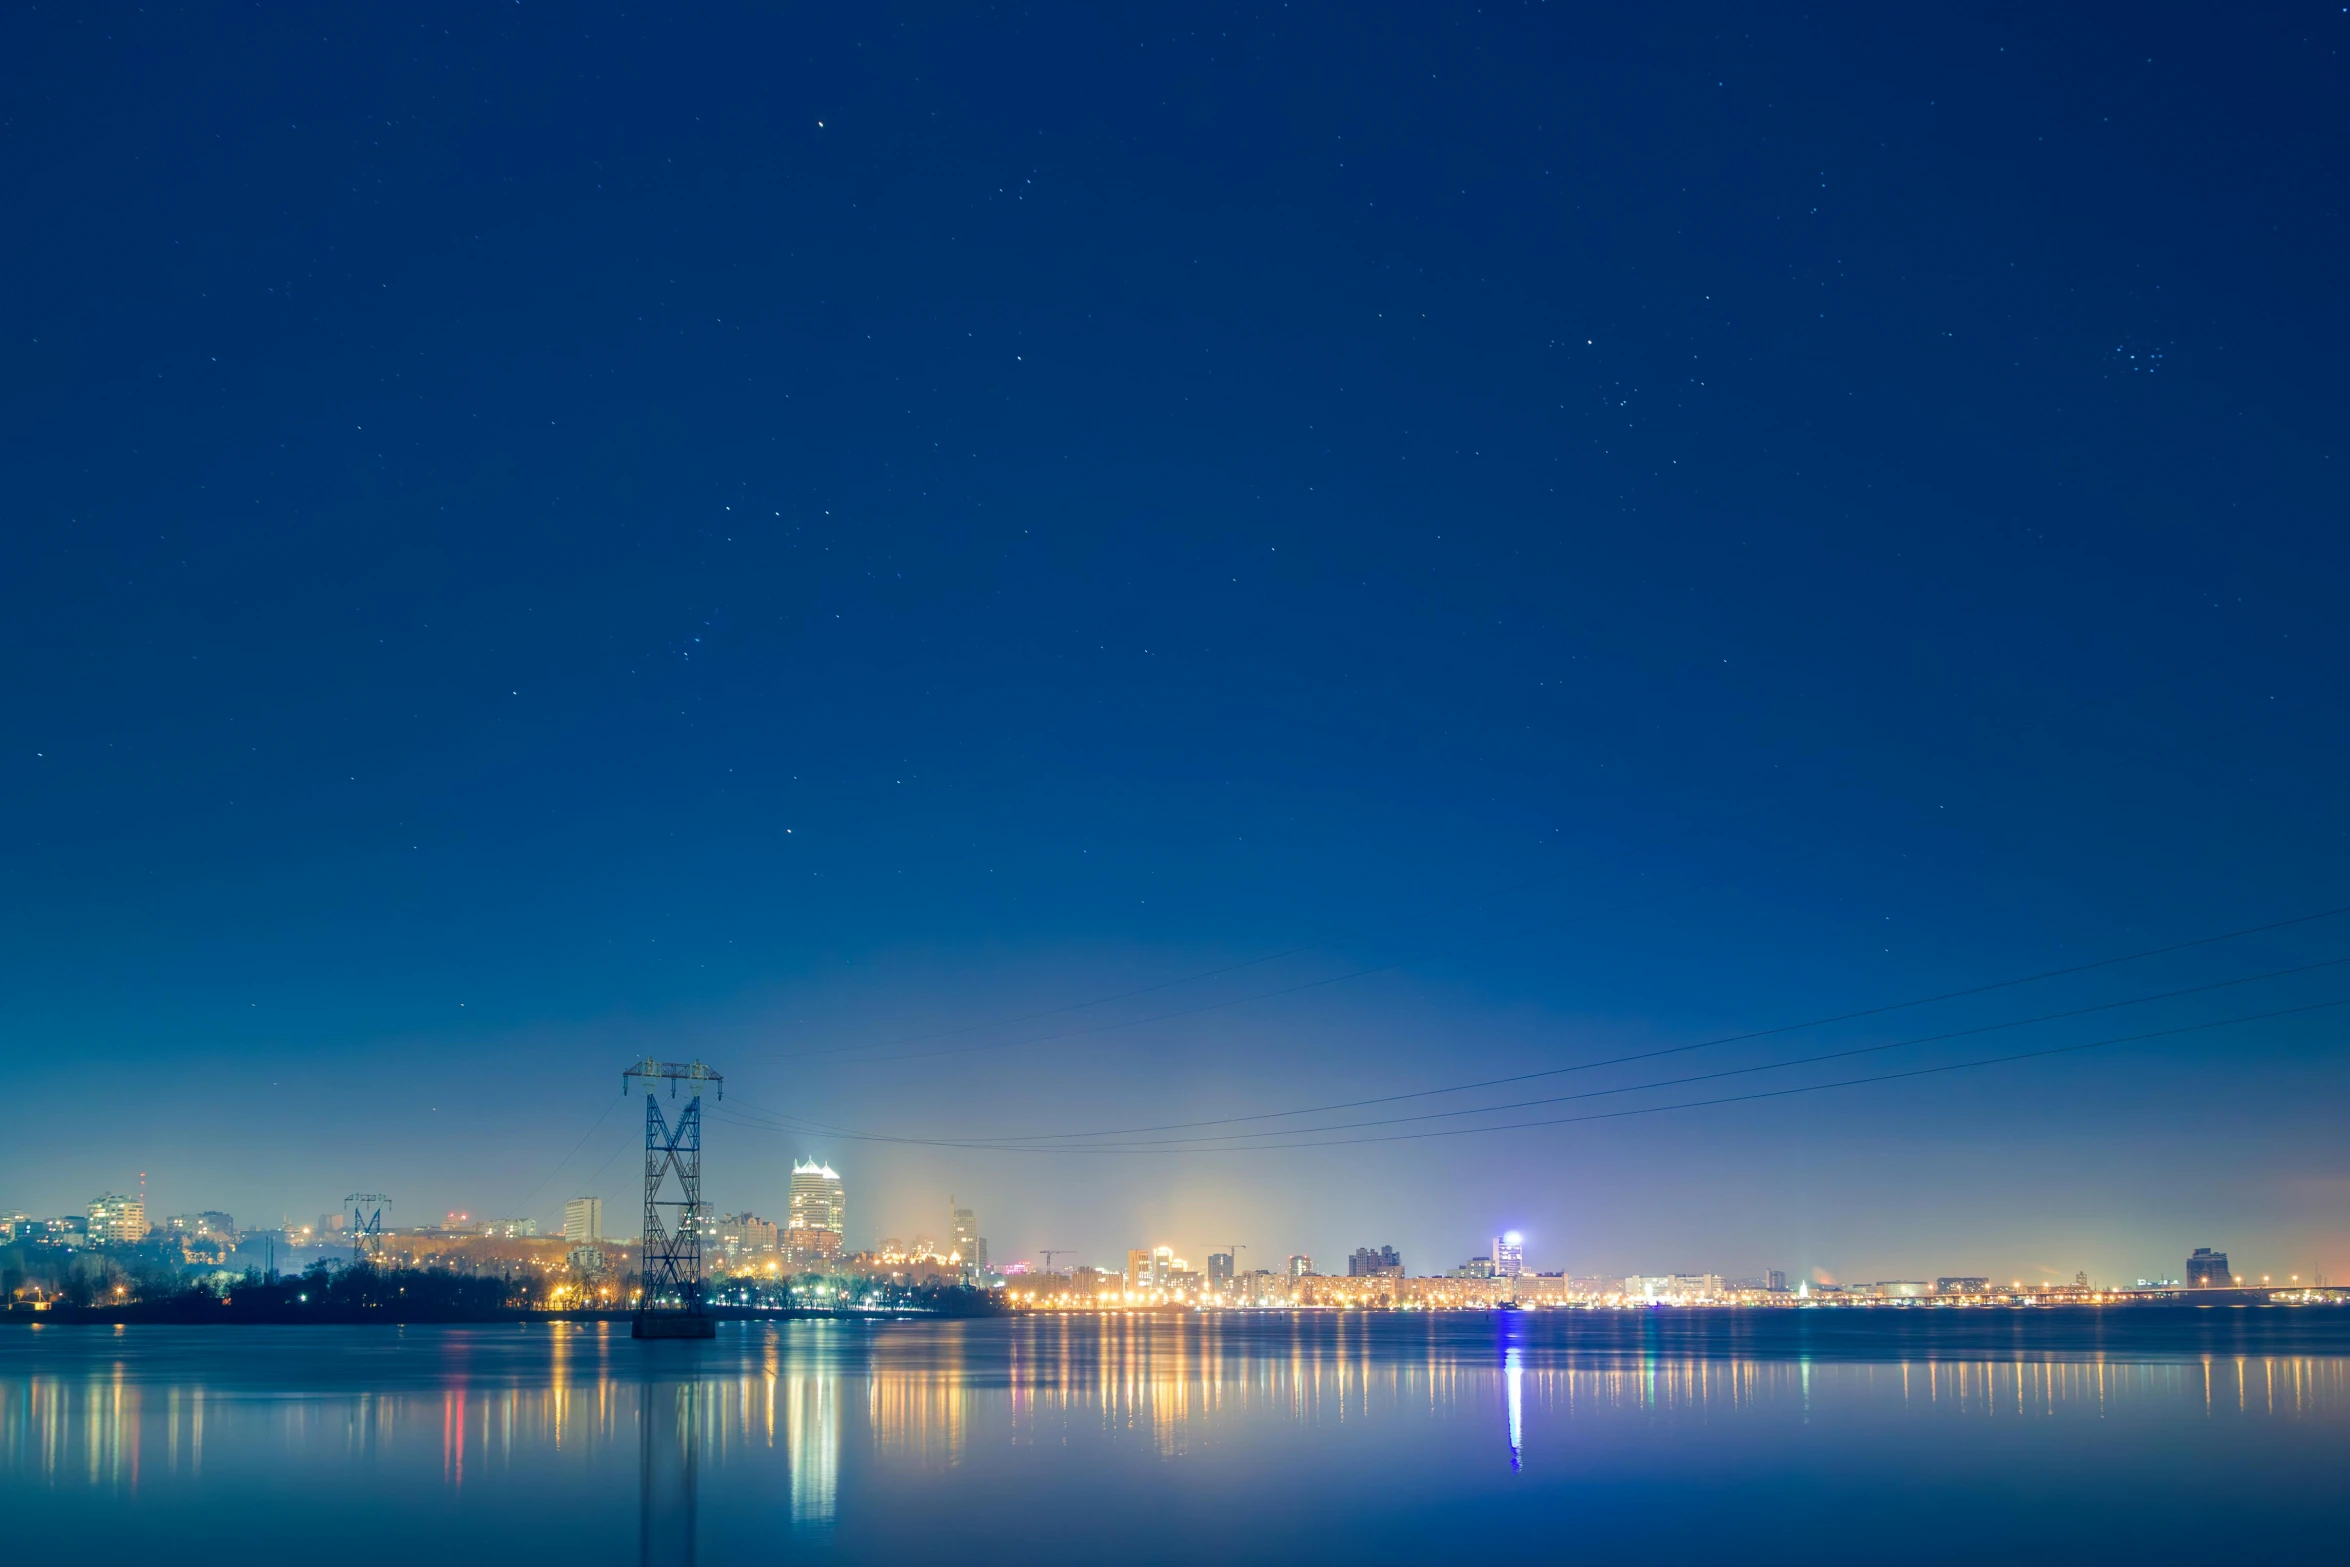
[5,3,2346,1285]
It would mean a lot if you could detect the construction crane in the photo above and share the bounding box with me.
[1213,1242,1247,1276]
[1039,1249,1073,1275]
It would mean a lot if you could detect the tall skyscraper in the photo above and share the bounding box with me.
[789,1161,844,1231]
[564,1196,604,1243]
[1491,1232,1524,1278]
[1347,1245,1403,1277]
[784,1161,845,1265]
[1207,1251,1235,1286]
[1287,1253,1313,1278]
[949,1197,984,1271]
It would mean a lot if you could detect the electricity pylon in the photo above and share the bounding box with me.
[623,1058,723,1340]
[346,1194,390,1266]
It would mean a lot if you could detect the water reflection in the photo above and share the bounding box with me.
[639,1380,697,1567]
[4,1315,2349,1557]
[8,1324,2350,1491]
[1502,1332,1523,1470]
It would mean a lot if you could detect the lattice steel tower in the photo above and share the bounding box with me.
[345,1193,389,1266]
[623,1058,723,1339]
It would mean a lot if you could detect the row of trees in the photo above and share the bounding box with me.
[2,1245,529,1320]
[3,1241,1002,1321]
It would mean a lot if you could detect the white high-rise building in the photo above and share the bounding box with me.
[1492,1232,1524,1278]
[789,1161,845,1234]
[563,1197,603,1243]
[787,1160,845,1265]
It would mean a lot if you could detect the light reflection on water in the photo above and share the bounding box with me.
[5,1314,2349,1562]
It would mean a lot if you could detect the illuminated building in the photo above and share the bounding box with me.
[86,1193,145,1246]
[164,1211,235,1263]
[2186,1248,2232,1287]
[1512,1274,1576,1306]
[1934,1276,1987,1294]
[1127,1246,1176,1291]
[33,1216,90,1247]
[786,1227,843,1265]
[1397,1276,1508,1309]
[714,1212,779,1259]
[478,1217,539,1238]
[1287,1253,1313,1278]
[789,1161,846,1262]
[564,1196,604,1243]
[1622,1274,1725,1302]
[1207,1251,1235,1286]
[949,1198,985,1273]
[1296,1272,1398,1308]
[1492,1232,1524,1277]
[1347,1245,1402,1278]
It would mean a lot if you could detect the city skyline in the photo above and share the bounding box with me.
[9,1176,2309,1298]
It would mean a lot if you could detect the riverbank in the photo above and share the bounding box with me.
[5,1302,1002,1325]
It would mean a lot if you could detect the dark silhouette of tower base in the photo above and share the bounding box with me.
[624,1058,723,1341]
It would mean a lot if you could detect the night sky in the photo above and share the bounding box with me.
[5,3,2347,1286]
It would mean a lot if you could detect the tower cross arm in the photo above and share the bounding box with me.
[621,1058,725,1100]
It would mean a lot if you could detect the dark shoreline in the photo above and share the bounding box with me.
[2,1304,973,1326]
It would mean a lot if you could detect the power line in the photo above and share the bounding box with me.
[504,1090,626,1217]
[1196,996,2350,1152]
[718,996,2349,1155]
[894,901,2350,1146]
[1067,955,2350,1148]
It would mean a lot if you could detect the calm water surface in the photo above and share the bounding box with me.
[5,1309,2347,1562]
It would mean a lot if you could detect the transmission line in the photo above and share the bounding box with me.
[920,901,2350,1146]
[718,996,2349,1154]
